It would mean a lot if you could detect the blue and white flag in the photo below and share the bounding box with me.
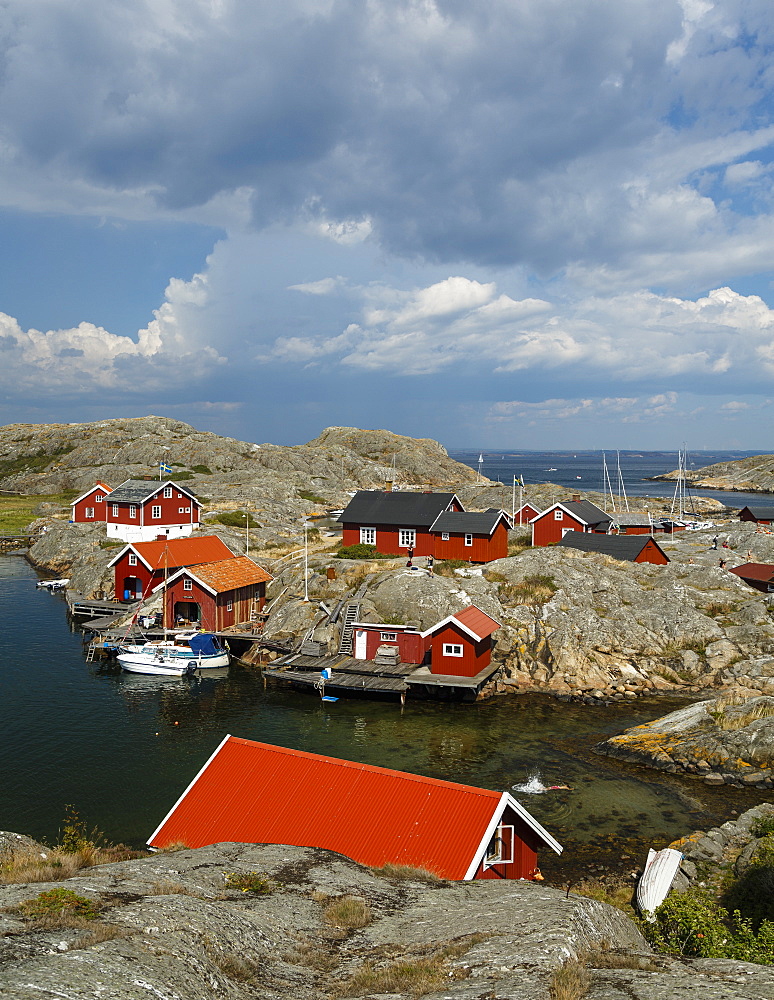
[159,462,172,475]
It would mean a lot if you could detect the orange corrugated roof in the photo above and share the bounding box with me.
[132,535,234,570]
[187,556,273,592]
[148,737,544,878]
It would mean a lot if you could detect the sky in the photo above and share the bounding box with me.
[2,0,774,451]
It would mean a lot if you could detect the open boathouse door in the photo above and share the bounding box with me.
[174,601,201,625]
[122,577,143,601]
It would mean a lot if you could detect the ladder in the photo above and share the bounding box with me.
[85,642,98,662]
[337,601,361,655]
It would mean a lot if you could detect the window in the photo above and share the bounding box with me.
[178,507,185,513]
[95,495,103,503]
[183,579,193,591]
[177,493,183,498]
[255,590,262,601]
[399,528,416,548]
[84,507,94,519]
[226,601,233,612]
[163,487,172,498]
[360,527,376,545]
[112,504,119,516]
[484,824,514,866]
[554,510,563,520]
[464,533,473,546]
[128,554,137,566]
[151,505,161,518]
[441,532,449,541]
[129,505,137,519]
[380,632,397,641]
[184,507,190,513]
[443,643,463,657]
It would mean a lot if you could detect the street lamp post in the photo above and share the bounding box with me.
[303,519,309,602]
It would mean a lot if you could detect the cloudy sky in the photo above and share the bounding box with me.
[2,0,774,450]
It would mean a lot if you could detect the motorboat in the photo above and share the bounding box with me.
[36,578,69,591]
[117,631,230,676]
[636,847,683,921]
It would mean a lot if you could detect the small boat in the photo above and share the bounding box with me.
[36,578,69,591]
[117,631,230,676]
[636,847,683,921]
[545,467,557,472]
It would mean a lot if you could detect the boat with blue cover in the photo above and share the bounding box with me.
[117,630,230,676]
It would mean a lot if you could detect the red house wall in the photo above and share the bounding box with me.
[72,490,108,522]
[106,490,200,528]
[431,523,508,563]
[532,510,586,547]
[633,540,669,565]
[472,809,542,881]
[354,627,427,663]
[615,525,653,535]
[514,504,540,525]
[342,524,435,557]
[113,555,155,601]
[740,509,772,524]
[165,578,266,630]
[430,622,491,677]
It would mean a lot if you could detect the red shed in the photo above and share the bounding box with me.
[70,482,112,523]
[429,510,511,563]
[425,605,501,678]
[530,499,611,547]
[147,736,562,880]
[104,479,202,543]
[108,535,234,601]
[558,532,669,565]
[738,506,774,525]
[728,563,774,593]
[352,623,428,663]
[513,501,542,525]
[156,556,272,629]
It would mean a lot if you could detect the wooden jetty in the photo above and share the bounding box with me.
[69,596,136,619]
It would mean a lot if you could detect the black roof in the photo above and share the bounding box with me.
[558,532,668,562]
[739,506,774,520]
[558,499,612,526]
[106,479,197,504]
[431,510,509,535]
[339,490,460,527]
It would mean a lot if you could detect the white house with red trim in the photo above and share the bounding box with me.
[70,482,112,523]
[103,479,202,543]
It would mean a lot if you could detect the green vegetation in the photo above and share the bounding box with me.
[499,573,557,606]
[380,614,406,626]
[323,895,372,929]
[223,870,274,894]
[434,558,469,576]
[336,543,391,559]
[371,863,443,883]
[549,958,590,1000]
[508,532,532,556]
[298,489,326,504]
[17,888,99,923]
[214,510,260,528]
[723,834,774,931]
[0,490,79,534]
[191,464,213,475]
[99,539,124,549]
[0,445,75,480]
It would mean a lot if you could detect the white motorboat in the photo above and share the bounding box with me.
[117,631,230,676]
[36,578,69,591]
[636,847,683,921]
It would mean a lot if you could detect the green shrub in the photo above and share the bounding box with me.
[59,804,104,854]
[752,815,774,839]
[18,888,99,922]
[723,834,774,930]
[223,870,273,894]
[214,510,259,528]
[191,465,213,475]
[298,489,326,504]
[335,544,390,560]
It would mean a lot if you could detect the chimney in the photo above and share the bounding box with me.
[572,494,581,502]
[385,480,393,492]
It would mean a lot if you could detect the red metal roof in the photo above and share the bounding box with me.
[729,562,774,583]
[423,605,501,641]
[117,535,234,571]
[148,737,558,878]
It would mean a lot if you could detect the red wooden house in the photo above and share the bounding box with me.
[425,605,500,678]
[609,511,661,535]
[340,490,463,558]
[147,736,562,880]
[729,563,774,593]
[430,509,511,563]
[513,501,542,525]
[104,479,202,543]
[352,623,427,663]
[738,506,774,525]
[558,532,669,565]
[530,498,611,547]
[108,535,234,602]
[155,556,272,629]
[70,482,112,523]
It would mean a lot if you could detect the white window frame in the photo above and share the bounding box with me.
[129,505,137,519]
[441,531,449,541]
[464,533,473,546]
[484,824,515,866]
[151,505,161,519]
[443,643,463,657]
[226,601,233,612]
[112,504,119,516]
[95,495,103,503]
[163,486,172,498]
[360,527,376,545]
[554,510,563,521]
[128,554,138,566]
[178,507,185,513]
[177,493,183,498]
[84,507,94,519]
[399,528,416,548]
[183,579,193,591]
[380,632,397,641]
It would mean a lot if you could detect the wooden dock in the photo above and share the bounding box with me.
[69,596,137,619]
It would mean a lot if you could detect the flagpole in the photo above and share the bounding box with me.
[512,475,516,523]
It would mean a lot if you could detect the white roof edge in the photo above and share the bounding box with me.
[147,733,232,846]
[463,791,563,879]
[504,792,563,854]
[351,622,420,632]
[70,482,111,507]
[150,567,218,597]
[420,603,501,641]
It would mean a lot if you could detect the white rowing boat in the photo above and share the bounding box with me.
[636,847,683,921]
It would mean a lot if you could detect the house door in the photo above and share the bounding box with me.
[122,577,143,601]
[354,629,367,659]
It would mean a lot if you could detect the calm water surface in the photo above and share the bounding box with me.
[1,555,764,879]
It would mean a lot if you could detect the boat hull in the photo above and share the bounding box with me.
[636,847,683,921]
[117,649,230,675]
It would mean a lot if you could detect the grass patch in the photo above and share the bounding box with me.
[499,573,557,606]
[14,888,100,928]
[204,936,261,982]
[508,532,532,556]
[286,939,339,972]
[0,446,75,480]
[323,895,372,930]
[0,491,79,533]
[434,559,469,577]
[569,878,635,917]
[223,870,273,894]
[549,957,590,1000]
[708,695,774,731]
[703,601,739,618]
[371,863,444,883]
[335,543,391,560]
[191,465,212,475]
[99,539,125,548]
[74,923,132,948]
[298,489,326,504]
[214,510,259,529]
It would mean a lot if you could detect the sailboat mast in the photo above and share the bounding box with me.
[617,451,629,511]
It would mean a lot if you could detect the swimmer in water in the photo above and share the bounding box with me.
[547,784,571,790]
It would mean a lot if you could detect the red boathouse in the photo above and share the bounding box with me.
[148,736,562,880]
[426,605,501,677]
[156,556,273,629]
[558,532,669,565]
[108,535,235,602]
